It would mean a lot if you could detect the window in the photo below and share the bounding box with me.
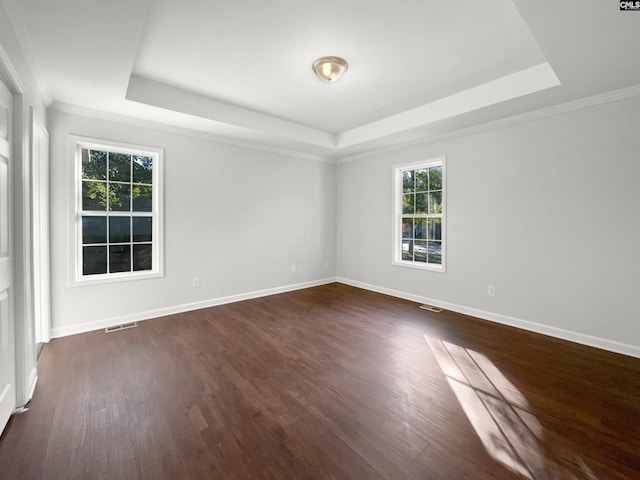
[393,157,445,271]
[71,137,163,285]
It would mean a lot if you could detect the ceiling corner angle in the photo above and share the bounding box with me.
[2,0,53,104]
[125,74,336,150]
[336,62,560,151]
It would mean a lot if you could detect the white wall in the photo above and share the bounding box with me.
[49,109,336,336]
[337,96,640,356]
[45,82,640,358]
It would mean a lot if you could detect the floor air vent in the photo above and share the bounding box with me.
[419,304,443,313]
[105,322,138,333]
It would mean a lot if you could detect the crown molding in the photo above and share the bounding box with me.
[49,80,640,166]
[49,102,336,164]
[338,83,640,164]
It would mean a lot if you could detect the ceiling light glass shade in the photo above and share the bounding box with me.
[313,56,348,82]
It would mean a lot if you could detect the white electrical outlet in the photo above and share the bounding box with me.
[193,277,200,288]
[488,285,496,297]
[290,265,296,273]
[325,260,329,269]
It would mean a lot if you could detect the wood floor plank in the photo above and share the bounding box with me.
[0,283,639,479]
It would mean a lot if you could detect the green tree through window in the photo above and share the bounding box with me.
[79,146,156,277]
[395,158,445,270]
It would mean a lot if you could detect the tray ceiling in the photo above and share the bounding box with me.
[4,0,640,160]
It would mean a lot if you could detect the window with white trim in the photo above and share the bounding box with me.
[393,158,445,271]
[72,137,163,285]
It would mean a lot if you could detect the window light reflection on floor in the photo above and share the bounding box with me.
[424,335,599,480]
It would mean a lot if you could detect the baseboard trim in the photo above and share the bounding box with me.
[51,275,640,359]
[51,277,336,338]
[336,277,640,359]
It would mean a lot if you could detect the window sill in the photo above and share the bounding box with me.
[392,260,446,273]
[71,269,164,287]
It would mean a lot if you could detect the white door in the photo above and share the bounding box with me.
[0,77,16,435]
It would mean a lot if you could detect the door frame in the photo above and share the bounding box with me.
[0,41,38,409]
[30,107,50,344]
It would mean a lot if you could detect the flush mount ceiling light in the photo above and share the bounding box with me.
[313,56,348,83]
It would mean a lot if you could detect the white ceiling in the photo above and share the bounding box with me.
[4,0,640,160]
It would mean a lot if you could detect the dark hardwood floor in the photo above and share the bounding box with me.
[1,283,639,479]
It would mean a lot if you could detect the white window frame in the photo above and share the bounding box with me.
[69,135,164,286]
[392,157,446,272]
